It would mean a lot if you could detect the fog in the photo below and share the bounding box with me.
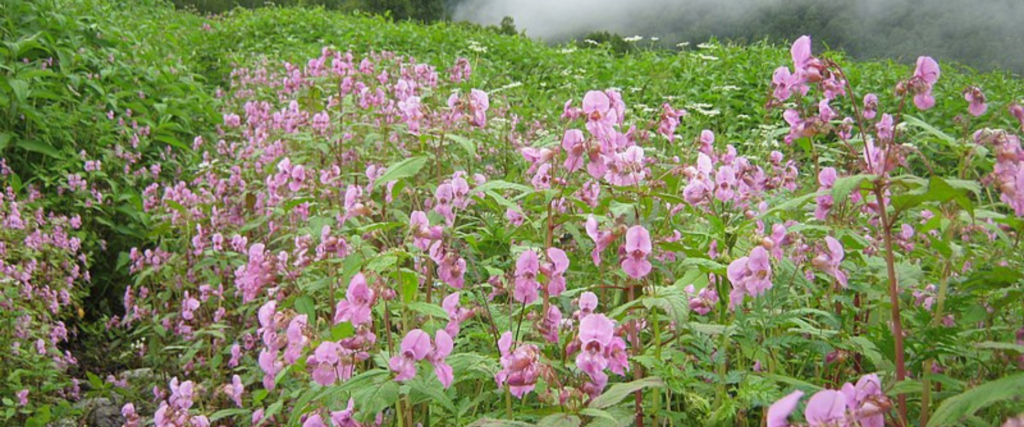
[452,0,1024,72]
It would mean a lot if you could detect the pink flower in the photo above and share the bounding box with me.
[309,341,342,386]
[334,273,375,326]
[605,146,646,187]
[409,211,442,251]
[583,90,618,139]
[495,332,540,398]
[430,330,454,388]
[964,86,987,117]
[285,315,309,363]
[538,305,562,343]
[574,313,630,396]
[585,215,616,266]
[813,236,848,287]
[805,390,848,426]
[766,390,804,427]
[727,246,773,310]
[303,413,326,427]
[16,389,28,406]
[621,225,652,279]
[330,399,363,427]
[442,292,471,337]
[513,250,541,304]
[389,329,432,382]
[542,247,570,296]
[228,375,244,407]
[862,94,878,119]
[911,56,940,110]
[562,129,587,172]
[468,89,489,127]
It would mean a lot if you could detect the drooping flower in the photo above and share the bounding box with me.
[334,273,375,326]
[585,215,616,266]
[495,332,540,398]
[409,211,442,251]
[727,246,773,310]
[862,94,878,119]
[911,56,940,110]
[812,236,848,287]
[964,86,987,117]
[330,399,363,427]
[513,250,541,304]
[621,225,652,279]
[766,390,804,427]
[805,390,848,426]
[542,247,570,296]
[389,329,432,382]
[429,330,454,388]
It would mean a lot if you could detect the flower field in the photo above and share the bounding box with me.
[3,1,1024,426]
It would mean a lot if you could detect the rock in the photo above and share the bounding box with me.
[74,397,124,427]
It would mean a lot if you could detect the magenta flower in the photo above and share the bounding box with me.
[585,215,616,266]
[429,241,467,289]
[562,129,587,172]
[16,389,28,406]
[815,167,837,221]
[813,236,848,287]
[766,390,804,427]
[429,330,454,388]
[714,165,737,202]
[964,86,987,117]
[582,90,618,139]
[805,390,847,426]
[285,314,309,364]
[409,211,442,251]
[308,341,342,386]
[727,246,773,310]
[574,313,630,396]
[434,183,456,226]
[863,94,879,119]
[330,399,362,427]
[605,146,646,187]
[911,56,940,110]
[621,225,652,279]
[228,375,243,407]
[495,332,541,398]
[389,329,432,382]
[468,89,489,127]
[772,66,795,101]
[513,250,541,304]
[303,413,326,427]
[575,291,599,319]
[542,247,570,296]
[333,273,375,326]
[442,292,471,338]
[538,305,562,343]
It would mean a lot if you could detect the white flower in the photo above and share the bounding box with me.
[624,35,643,42]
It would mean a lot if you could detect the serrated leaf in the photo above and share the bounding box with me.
[466,418,535,427]
[927,372,1024,427]
[375,156,428,186]
[294,295,316,319]
[588,377,664,409]
[537,414,581,427]
[832,174,876,202]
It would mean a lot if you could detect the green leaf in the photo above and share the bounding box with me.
[537,414,581,427]
[406,301,449,318]
[210,408,248,422]
[16,139,61,159]
[331,322,355,340]
[446,134,476,157]
[927,372,1024,427]
[903,115,956,145]
[832,174,876,202]
[352,380,399,422]
[588,377,664,409]
[466,419,535,427]
[892,177,977,216]
[294,295,316,319]
[375,156,428,186]
[579,408,618,424]
[975,341,1024,353]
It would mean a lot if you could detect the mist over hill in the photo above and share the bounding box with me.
[452,0,1024,74]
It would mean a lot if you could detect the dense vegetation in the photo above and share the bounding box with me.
[2,0,1024,426]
